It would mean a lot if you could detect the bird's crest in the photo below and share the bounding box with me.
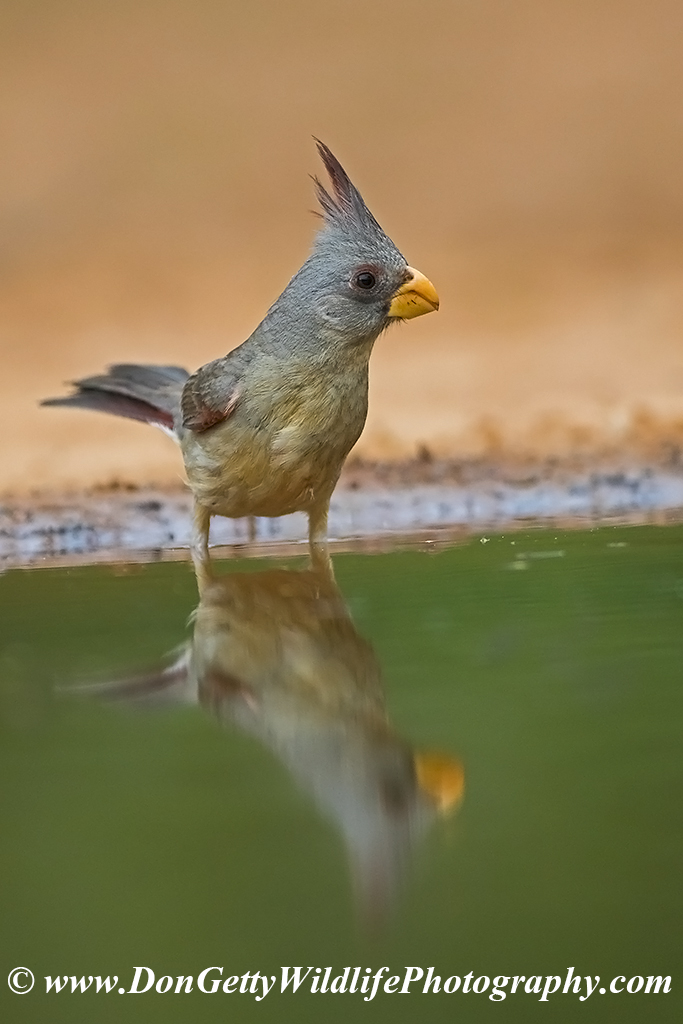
[312,139,385,238]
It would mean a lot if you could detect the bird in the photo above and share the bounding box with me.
[42,141,439,580]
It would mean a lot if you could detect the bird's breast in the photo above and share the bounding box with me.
[182,368,369,518]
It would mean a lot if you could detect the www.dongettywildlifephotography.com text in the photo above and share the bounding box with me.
[7,966,672,1003]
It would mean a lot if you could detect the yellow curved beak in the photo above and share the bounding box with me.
[387,266,440,319]
[414,751,465,814]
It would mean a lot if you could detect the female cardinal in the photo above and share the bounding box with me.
[43,141,439,580]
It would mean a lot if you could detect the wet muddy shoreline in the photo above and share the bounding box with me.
[3,460,683,568]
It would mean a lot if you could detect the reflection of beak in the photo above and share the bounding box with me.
[414,752,465,814]
[388,267,440,319]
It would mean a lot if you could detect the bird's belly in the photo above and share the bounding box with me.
[182,416,361,518]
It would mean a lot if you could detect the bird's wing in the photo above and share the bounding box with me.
[180,355,246,432]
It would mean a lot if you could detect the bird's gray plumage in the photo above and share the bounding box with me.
[44,143,411,438]
[41,141,438,576]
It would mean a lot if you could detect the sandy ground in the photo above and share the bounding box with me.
[3,459,683,566]
[2,1,683,496]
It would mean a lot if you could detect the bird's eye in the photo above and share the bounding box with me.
[355,271,376,290]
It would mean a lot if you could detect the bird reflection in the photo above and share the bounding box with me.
[90,562,463,924]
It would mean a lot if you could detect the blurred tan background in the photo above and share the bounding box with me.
[2,0,683,494]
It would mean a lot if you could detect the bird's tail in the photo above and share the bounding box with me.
[41,363,189,438]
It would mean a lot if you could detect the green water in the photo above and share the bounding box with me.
[1,525,681,1023]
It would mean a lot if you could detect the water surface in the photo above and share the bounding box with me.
[1,526,681,1023]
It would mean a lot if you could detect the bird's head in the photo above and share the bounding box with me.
[273,141,439,348]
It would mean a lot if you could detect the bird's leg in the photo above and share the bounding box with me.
[308,500,333,575]
[191,501,213,592]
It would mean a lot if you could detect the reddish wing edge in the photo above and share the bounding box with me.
[181,387,241,433]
